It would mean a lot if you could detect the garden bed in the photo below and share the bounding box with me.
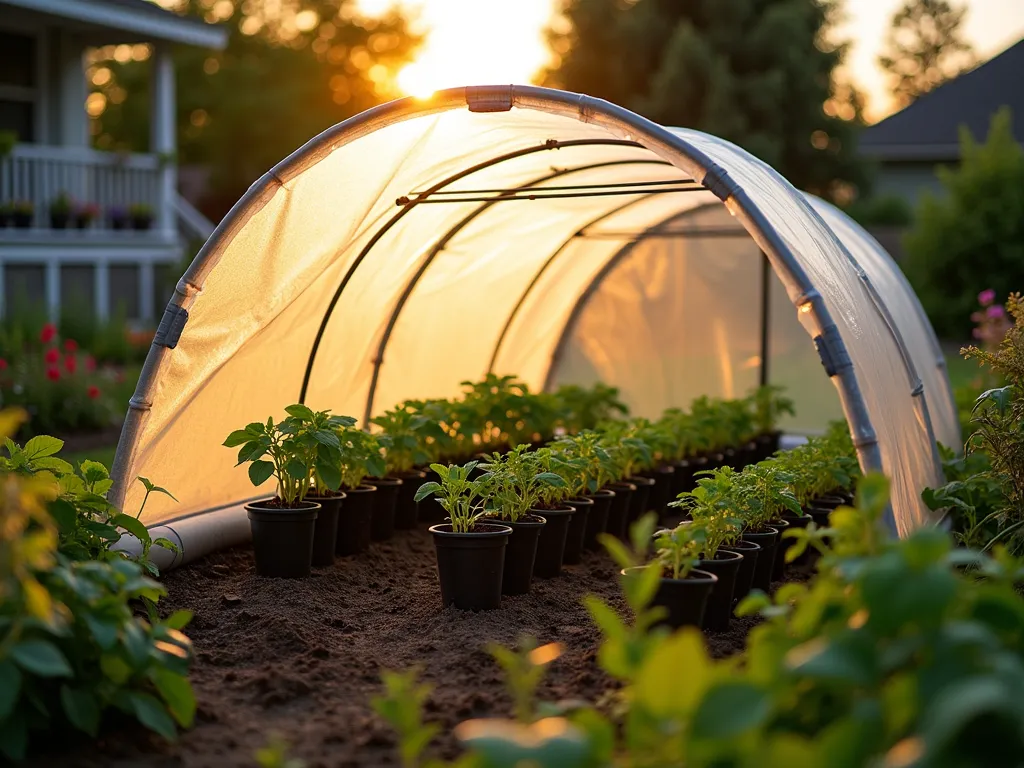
[25,525,807,768]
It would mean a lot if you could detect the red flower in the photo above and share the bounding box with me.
[64,354,77,374]
[85,356,97,372]
[44,348,59,364]
[40,323,57,344]
[0,359,7,371]
[87,385,100,399]
[63,339,78,353]
[46,367,60,381]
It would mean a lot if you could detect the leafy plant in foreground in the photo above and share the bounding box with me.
[480,445,565,522]
[414,463,488,533]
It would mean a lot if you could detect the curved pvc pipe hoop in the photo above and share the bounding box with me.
[111,84,894,535]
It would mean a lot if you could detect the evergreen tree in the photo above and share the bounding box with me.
[545,0,868,200]
[878,0,976,109]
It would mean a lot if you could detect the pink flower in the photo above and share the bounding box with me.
[85,356,96,372]
[64,354,77,374]
[978,289,997,306]
[972,328,983,338]
[87,385,100,399]
[0,359,7,372]
[44,348,59,364]
[40,323,57,344]
[987,305,1006,319]
[63,339,78,353]
[46,367,60,381]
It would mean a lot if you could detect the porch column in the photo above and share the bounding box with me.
[139,261,155,323]
[151,43,176,237]
[45,260,60,322]
[95,261,110,322]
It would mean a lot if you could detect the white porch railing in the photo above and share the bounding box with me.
[0,144,162,229]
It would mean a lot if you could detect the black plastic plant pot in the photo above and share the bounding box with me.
[336,484,377,555]
[742,526,779,593]
[623,566,718,629]
[696,550,744,632]
[430,523,512,611]
[306,492,344,568]
[563,497,592,564]
[583,490,613,551]
[497,515,546,595]
[756,431,781,462]
[367,476,403,541]
[738,442,760,469]
[770,518,792,582]
[418,467,447,523]
[813,494,847,510]
[627,476,655,525]
[532,506,574,578]
[640,465,676,517]
[805,505,832,528]
[392,469,426,529]
[670,458,699,497]
[780,511,813,565]
[722,448,739,470]
[605,482,635,541]
[721,539,760,604]
[246,499,319,578]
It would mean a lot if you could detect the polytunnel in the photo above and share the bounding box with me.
[108,85,957,566]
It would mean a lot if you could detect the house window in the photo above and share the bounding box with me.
[60,265,95,319]
[0,30,36,141]
[4,264,45,316]
[109,265,140,320]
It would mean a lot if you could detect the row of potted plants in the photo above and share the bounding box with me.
[0,198,154,230]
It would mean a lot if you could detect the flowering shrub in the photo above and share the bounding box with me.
[0,322,118,436]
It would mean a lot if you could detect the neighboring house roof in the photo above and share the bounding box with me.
[1,0,227,48]
[861,37,1024,162]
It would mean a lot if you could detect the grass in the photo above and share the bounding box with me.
[945,349,982,391]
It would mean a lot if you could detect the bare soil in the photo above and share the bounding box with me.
[27,526,801,768]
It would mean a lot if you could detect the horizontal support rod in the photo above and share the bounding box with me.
[395,186,706,206]
[577,227,750,239]
[407,177,696,197]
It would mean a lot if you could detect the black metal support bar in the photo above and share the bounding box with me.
[297,137,650,405]
[405,177,696,198]
[396,185,704,206]
[362,158,674,424]
[759,251,771,388]
[576,227,749,240]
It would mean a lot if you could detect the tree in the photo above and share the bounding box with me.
[904,108,1024,339]
[877,0,976,109]
[87,0,419,220]
[545,0,870,201]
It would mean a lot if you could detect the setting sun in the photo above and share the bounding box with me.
[357,0,555,98]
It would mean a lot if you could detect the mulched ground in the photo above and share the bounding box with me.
[28,525,802,768]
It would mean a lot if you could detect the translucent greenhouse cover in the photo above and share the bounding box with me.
[110,86,954,541]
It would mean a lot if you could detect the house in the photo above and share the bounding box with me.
[0,0,227,324]
[860,37,1024,209]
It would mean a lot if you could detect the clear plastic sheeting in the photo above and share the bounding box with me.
[110,86,954,539]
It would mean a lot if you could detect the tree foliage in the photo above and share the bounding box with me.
[904,108,1024,338]
[545,0,869,201]
[88,0,419,220]
[877,0,976,109]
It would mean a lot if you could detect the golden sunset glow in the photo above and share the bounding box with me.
[356,0,556,98]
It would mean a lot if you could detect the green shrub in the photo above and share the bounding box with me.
[843,193,913,227]
[903,107,1024,339]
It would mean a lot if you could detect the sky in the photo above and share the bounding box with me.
[356,0,1024,122]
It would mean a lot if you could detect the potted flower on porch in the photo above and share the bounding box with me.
[129,203,154,230]
[50,192,72,229]
[74,202,100,230]
[12,200,33,229]
[414,461,512,611]
[223,413,322,578]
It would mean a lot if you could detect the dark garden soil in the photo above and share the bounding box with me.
[27,527,811,768]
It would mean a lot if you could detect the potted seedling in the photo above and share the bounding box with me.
[365,433,403,542]
[750,384,794,461]
[415,461,512,610]
[290,405,356,567]
[636,419,676,517]
[130,202,154,230]
[528,447,575,578]
[626,522,717,629]
[599,427,644,541]
[544,443,591,565]
[371,402,444,530]
[224,413,322,578]
[335,425,385,555]
[554,431,616,552]
[734,464,800,590]
[687,509,744,632]
[479,445,556,596]
[12,200,33,228]
[50,192,72,229]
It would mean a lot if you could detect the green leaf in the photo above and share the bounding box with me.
[248,460,275,487]
[0,660,21,719]
[690,683,771,740]
[284,458,308,483]
[111,513,149,543]
[150,669,196,728]
[61,686,100,736]
[164,610,193,630]
[0,712,27,761]
[237,440,268,465]
[11,639,72,677]
[33,456,74,475]
[23,435,64,459]
[284,404,315,421]
[130,692,178,741]
[414,482,441,502]
[137,477,178,502]
[79,460,109,484]
[83,520,121,541]
[314,430,341,450]
[84,615,119,651]
[122,622,151,668]
[315,459,342,492]
[153,537,181,555]
[223,429,253,447]
[48,498,78,533]
[635,629,711,717]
